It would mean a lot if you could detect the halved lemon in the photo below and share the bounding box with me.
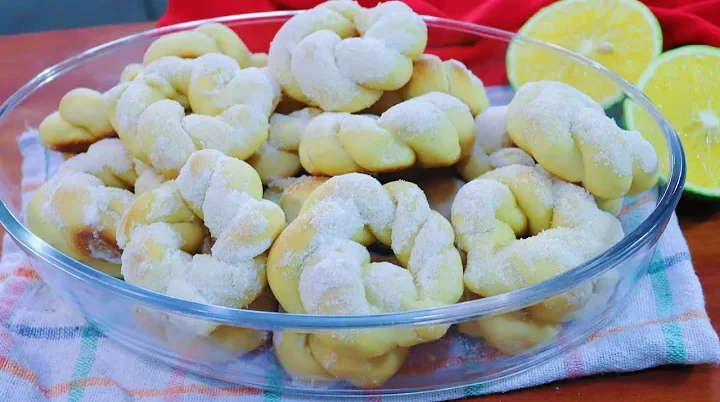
[507,0,662,108]
[625,45,720,198]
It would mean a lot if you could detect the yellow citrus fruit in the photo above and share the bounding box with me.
[625,45,720,198]
[507,0,662,108]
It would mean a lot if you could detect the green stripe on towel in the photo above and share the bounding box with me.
[68,326,101,402]
[648,251,688,363]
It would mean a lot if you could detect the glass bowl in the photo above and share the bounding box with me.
[0,11,685,397]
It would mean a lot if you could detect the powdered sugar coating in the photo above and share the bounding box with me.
[506,80,659,199]
[267,172,463,357]
[379,95,447,141]
[625,129,659,174]
[452,164,625,322]
[473,106,511,152]
[299,92,472,175]
[189,54,281,117]
[571,108,633,176]
[365,261,418,312]
[133,159,165,195]
[389,183,430,254]
[26,138,142,271]
[451,178,509,238]
[267,0,427,112]
[59,139,133,177]
[110,53,280,179]
[455,105,536,181]
[120,222,190,293]
[119,149,286,336]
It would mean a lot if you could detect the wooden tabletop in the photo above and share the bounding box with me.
[1,22,718,402]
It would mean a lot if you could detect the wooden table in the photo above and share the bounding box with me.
[0,22,718,402]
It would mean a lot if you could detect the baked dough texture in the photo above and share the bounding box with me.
[299,92,473,175]
[118,149,286,338]
[267,173,463,386]
[25,139,162,276]
[268,0,427,112]
[105,53,280,179]
[507,80,659,200]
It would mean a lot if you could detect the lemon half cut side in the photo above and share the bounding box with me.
[507,0,663,108]
[625,45,720,198]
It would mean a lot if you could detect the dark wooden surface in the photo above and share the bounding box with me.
[0,23,718,401]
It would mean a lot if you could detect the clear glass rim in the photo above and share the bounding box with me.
[0,11,686,330]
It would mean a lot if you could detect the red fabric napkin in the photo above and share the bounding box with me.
[157,0,720,86]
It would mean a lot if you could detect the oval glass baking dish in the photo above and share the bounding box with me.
[0,11,684,397]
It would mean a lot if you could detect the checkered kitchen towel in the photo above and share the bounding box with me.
[2,105,720,400]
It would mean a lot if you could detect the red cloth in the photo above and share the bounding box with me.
[157,0,720,86]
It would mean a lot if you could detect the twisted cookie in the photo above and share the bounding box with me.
[268,0,427,112]
[118,149,286,337]
[457,291,560,356]
[267,173,463,386]
[143,23,252,67]
[402,54,489,116]
[456,104,623,215]
[25,139,162,277]
[299,92,473,176]
[107,53,280,178]
[38,64,141,154]
[39,22,253,155]
[507,80,659,200]
[364,56,489,117]
[452,164,624,324]
[265,172,465,227]
[455,105,535,182]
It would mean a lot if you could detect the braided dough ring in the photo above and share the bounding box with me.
[452,164,624,324]
[455,105,535,182]
[299,92,473,175]
[143,23,252,67]
[402,54,489,116]
[454,105,622,215]
[265,176,421,266]
[274,329,409,388]
[37,64,140,154]
[268,0,427,112]
[118,149,286,336]
[457,290,560,355]
[272,331,336,385]
[266,172,464,251]
[25,139,162,276]
[38,22,252,155]
[364,56,489,117]
[106,53,280,178]
[507,81,659,200]
[247,107,322,184]
[266,173,463,384]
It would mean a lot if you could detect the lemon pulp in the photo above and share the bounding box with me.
[625,45,720,197]
[507,0,662,107]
